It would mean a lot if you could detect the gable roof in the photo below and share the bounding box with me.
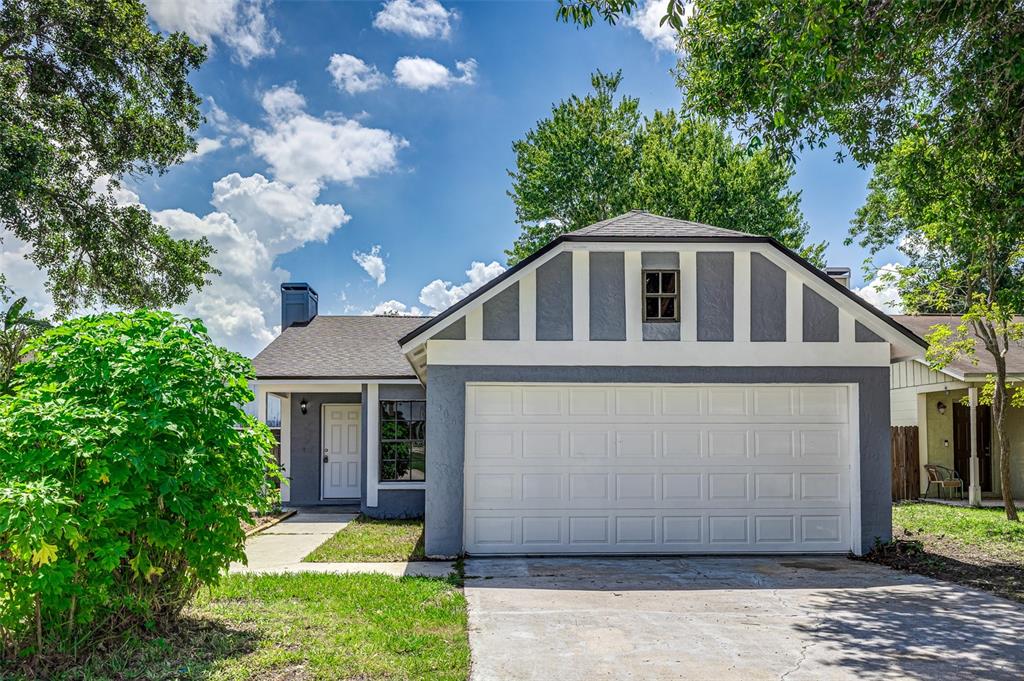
[398,210,926,351]
[253,315,429,379]
[891,315,1024,379]
[572,211,748,238]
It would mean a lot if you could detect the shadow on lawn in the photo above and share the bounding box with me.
[3,616,261,681]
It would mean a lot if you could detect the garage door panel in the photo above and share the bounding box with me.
[463,510,850,553]
[467,385,848,424]
[465,467,849,510]
[464,383,853,554]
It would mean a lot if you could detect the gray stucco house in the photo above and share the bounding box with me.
[252,211,925,558]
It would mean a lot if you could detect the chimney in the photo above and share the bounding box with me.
[825,267,851,288]
[280,282,318,330]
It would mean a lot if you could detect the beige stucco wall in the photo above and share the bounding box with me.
[920,389,1024,498]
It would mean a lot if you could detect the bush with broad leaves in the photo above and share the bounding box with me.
[0,311,279,660]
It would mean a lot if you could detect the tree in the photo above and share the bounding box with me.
[852,135,1024,519]
[507,71,822,264]
[0,295,50,393]
[556,1,1024,166]
[554,3,1024,520]
[0,311,278,660]
[0,0,215,317]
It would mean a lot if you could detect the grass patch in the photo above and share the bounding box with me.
[303,515,425,562]
[894,502,1024,553]
[5,572,468,681]
[862,502,1024,604]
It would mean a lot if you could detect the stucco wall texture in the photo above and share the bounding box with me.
[425,365,890,558]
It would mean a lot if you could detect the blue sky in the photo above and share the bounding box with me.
[0,0,899,356]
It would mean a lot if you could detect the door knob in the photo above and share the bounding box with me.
[323,455,328,463]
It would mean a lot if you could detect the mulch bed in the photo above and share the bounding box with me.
[859,528,1024,604]
[241,511,293,536]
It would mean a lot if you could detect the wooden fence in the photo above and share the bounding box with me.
[891,425,920,501]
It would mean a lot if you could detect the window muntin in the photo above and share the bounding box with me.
[643,269,680,322]
[379,400,425,482]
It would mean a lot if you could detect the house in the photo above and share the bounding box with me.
[889,315,1024,502]
[252,211,926,558]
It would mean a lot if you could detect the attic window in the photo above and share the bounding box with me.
[643,270,680,322]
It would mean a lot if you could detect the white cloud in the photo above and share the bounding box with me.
[144,0,279,65]
[353,245,387,286]
[418,260,505,313]
[852,264,903,313]
[328,53,388,94]
[393,57,476,91]
[251,85,407,186]
[260,84,306,119]
[622,0,689,52]
[373,0,457,40]
[0,231,57,318]
[367,299,424,316]
[183,137,223,162]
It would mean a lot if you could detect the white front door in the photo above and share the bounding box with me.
[464,383,855,554]
[322,404,361,499]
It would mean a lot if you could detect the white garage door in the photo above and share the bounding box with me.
[464,383,856,554]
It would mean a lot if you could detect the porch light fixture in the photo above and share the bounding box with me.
[936,401,947,415]
[300,398,308,415]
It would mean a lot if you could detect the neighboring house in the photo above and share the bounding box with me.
[252,211,925,558]
[889,315,1024,501]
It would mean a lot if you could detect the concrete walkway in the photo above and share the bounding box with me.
[229,511,452,578]
[465,556,1024,681]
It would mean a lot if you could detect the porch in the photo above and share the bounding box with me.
[252,379,426,518]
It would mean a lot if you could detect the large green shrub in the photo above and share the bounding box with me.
[0,311,279,659]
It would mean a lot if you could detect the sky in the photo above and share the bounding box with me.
[0,0,900,357]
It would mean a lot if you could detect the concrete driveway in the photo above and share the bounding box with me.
[464,556,1024,681]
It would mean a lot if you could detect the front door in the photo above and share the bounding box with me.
[322,404,361,499]
[953,403,993,492]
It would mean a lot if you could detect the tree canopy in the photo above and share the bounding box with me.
[506,71,822,264]
[0,0,215,316]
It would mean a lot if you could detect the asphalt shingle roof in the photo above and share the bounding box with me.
[252,315,429,379]
[569,210,751,239]
[891,315,1024,377]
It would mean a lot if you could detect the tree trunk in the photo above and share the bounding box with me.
[993,353,1019,521]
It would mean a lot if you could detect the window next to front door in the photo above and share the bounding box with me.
[379,400,426,481]
[643,269,680,322]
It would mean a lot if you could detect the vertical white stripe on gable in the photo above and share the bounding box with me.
[520,270,536,341]
[734,250,751,343]
[839,307,854,343]
[624,250,642,341]
[466,306,483,341]
[681,250,697,341]
[786,270,802,342]
[572,250,590,341]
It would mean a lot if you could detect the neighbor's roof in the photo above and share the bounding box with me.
[253,315,430,379]
[891,315,1024,378]
[571,211,749,239]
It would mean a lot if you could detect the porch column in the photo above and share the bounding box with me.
[365,382,380,508]
[969,385,982,506]
[279,394,291,503]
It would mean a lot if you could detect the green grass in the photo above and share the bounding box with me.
[893,502,1024,550]
[9,572,469,681]
[303,515,425,562]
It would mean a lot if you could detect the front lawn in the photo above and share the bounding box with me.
[865,502,1024,603]
[7,572,469,681]
[304,514,426,562]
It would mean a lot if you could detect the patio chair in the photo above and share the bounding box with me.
[924,464,964,500]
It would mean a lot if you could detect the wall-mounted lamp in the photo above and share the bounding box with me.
[936,401,947,416]
[300,398,308,415]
